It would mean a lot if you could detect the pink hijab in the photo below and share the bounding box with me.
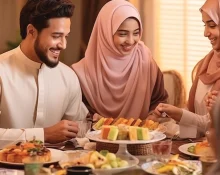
[188,0,220,112]
[72,0,167,119]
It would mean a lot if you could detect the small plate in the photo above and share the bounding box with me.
[60,150,139,175]
[178,143,200,157]
[86,130,166,144]
[141,160,202,175]
[0,148,63,166]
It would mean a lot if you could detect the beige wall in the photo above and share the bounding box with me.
[62,0,82,66]
[0,0,24,53]
[128,0,155,59]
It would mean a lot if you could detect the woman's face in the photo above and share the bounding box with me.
[113,18,140,56]
[202,11,220,51]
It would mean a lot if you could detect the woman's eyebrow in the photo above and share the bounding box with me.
[117,28,140,32]
[202,20,215,23]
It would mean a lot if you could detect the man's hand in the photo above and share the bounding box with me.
[44,120,79,143]
[153,103,183,122]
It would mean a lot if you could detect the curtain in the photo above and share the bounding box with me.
[79,0,110,59]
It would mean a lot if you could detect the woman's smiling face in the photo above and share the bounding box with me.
[202,11,220,52]
[113,18,140,56]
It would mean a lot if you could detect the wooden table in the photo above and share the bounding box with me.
[0,138,204,175]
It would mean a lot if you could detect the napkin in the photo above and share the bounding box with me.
[0,168,24,175]
[75,137,90,147]
[160,119,180,138]
[0,129,25,149]
[84,142,96,150]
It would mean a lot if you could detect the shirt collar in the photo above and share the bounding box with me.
[15,46,42,69]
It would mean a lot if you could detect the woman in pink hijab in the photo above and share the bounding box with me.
[72,0,167,120]
[154,0,220,138]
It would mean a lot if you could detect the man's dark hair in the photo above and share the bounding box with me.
[20,0,74,39]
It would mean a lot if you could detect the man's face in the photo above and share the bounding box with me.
[34,18,70,68]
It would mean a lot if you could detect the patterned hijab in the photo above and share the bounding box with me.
[188,0,220,112]
[72,0,166,119]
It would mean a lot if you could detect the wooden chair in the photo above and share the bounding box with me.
[163,70,186,108]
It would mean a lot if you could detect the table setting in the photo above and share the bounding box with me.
[0,117,216,175]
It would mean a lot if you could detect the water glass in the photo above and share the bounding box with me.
[151,139,172,159]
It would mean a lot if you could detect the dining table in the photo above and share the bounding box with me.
[0,137,205,175]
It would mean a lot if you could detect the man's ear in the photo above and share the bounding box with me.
[27,24,37,38]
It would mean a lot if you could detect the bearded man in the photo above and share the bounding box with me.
[0,0,88,147]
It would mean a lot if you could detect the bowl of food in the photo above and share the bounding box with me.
[59,150,139,175]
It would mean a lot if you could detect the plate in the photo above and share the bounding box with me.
[60,150,139,175]
[178,143,200,157]
[141,160,202,175]
[0,148,64,166]
[86,130,166,144]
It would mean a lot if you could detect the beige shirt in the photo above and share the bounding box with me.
[179,79,212,138]
[0,47,88,148]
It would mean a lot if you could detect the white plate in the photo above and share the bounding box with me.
[178,143,201,157]
[141,160,202,175]
[86,130,166,144]
[60,150,139,175]
[0,148,63,166]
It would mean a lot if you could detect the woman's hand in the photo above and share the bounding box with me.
[204,90,219,112]
[153,103,183,122]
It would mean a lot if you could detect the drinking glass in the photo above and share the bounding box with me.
[151,139,172,159]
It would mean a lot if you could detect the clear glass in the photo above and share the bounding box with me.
[151,139,172,160]
[200,155,217,175]
[23,156,43,175]
[77,120,92,138]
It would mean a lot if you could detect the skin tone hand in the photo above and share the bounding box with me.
[204,90,218,112]
[92,113,103,122]
[153,103,183,122]
[44,120,79,143]
[146,114,160,122]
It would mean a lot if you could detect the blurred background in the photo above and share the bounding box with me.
[0,0,211,98]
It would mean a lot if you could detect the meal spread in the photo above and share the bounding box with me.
[0,140,51,163]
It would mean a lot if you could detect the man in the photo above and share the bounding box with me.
[0,0,88,147]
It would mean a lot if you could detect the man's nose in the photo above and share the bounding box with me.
[58,38,67,50]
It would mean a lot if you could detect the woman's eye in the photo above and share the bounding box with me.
[119,33,127,36]
[210,25,216,28]
[133,32,139,36]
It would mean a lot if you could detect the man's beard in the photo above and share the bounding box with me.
[34,37,59,68]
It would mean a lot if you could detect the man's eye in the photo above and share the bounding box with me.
[52,36,60,39]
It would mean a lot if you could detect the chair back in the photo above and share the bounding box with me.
[163,70,186,108]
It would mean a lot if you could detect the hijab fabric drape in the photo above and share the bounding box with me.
[72,0,166,119]
[188,0,220,112]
